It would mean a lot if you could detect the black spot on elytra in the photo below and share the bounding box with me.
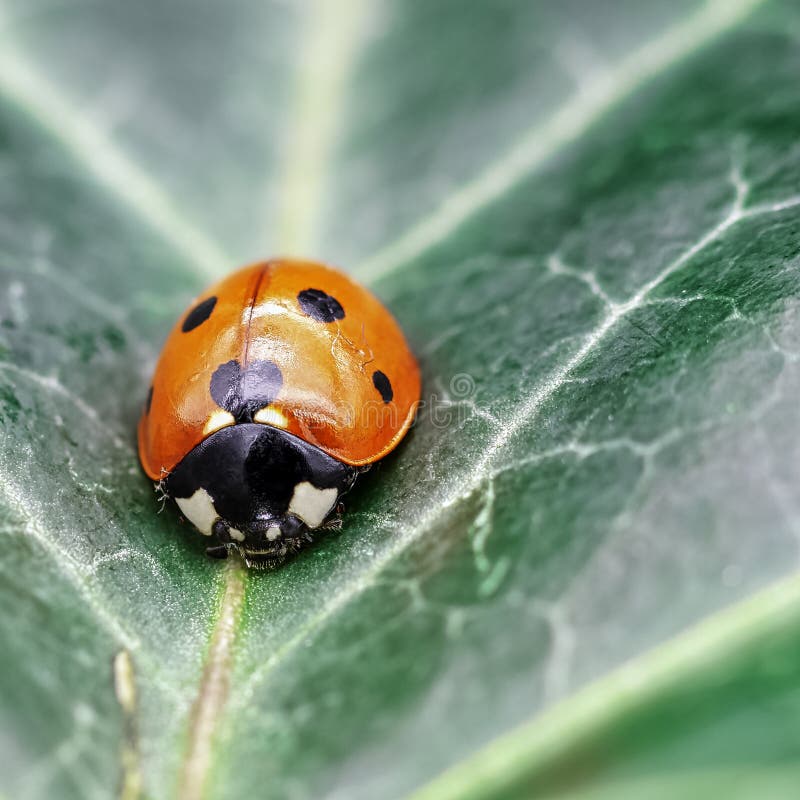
[182,296,218,332]
[145,386,154,414]
[297,288,344,323]
[210,359,283,423]
[372,370,393,403]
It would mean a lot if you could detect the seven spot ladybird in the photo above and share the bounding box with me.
[138,259,420,568]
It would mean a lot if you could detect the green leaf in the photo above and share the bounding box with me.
[1,1,799,799]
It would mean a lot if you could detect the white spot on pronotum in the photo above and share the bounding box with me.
[288,482,337,528]
[229,527,245,543]
[266,525,282,541]
[176,489,217,536]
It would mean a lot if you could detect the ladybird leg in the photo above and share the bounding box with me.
[212,519,232,543]
[205,545,229,559]
[153,478,170,513]
[320,512,344,532]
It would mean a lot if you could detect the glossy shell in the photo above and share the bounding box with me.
[138,259,420,479]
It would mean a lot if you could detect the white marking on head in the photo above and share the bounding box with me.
[229,527,245,543]
[266,525,282,541]
[175,488,217,536]
[288,482,337,529]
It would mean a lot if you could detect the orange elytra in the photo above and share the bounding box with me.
[138,259,420,567]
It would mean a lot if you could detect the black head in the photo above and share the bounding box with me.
[165,424,358,567]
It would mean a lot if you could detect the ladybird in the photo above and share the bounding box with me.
[138,259,420,568]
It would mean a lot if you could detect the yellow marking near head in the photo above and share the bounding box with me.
[254,406,289,429]
[203,410,236,436]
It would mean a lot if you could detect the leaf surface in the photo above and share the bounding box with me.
[1,1,799,799]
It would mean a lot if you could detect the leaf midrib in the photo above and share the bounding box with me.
[178,561,246,800]
[176,1,374,796]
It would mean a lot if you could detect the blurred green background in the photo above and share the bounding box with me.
[1,1,800,798]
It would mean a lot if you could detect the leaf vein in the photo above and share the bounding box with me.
[0,473,142,656]
[236,187,800,704]
[0,32,232,279]
[0,362,132,452]
[270,0,371,254]
[355,0,766,283]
